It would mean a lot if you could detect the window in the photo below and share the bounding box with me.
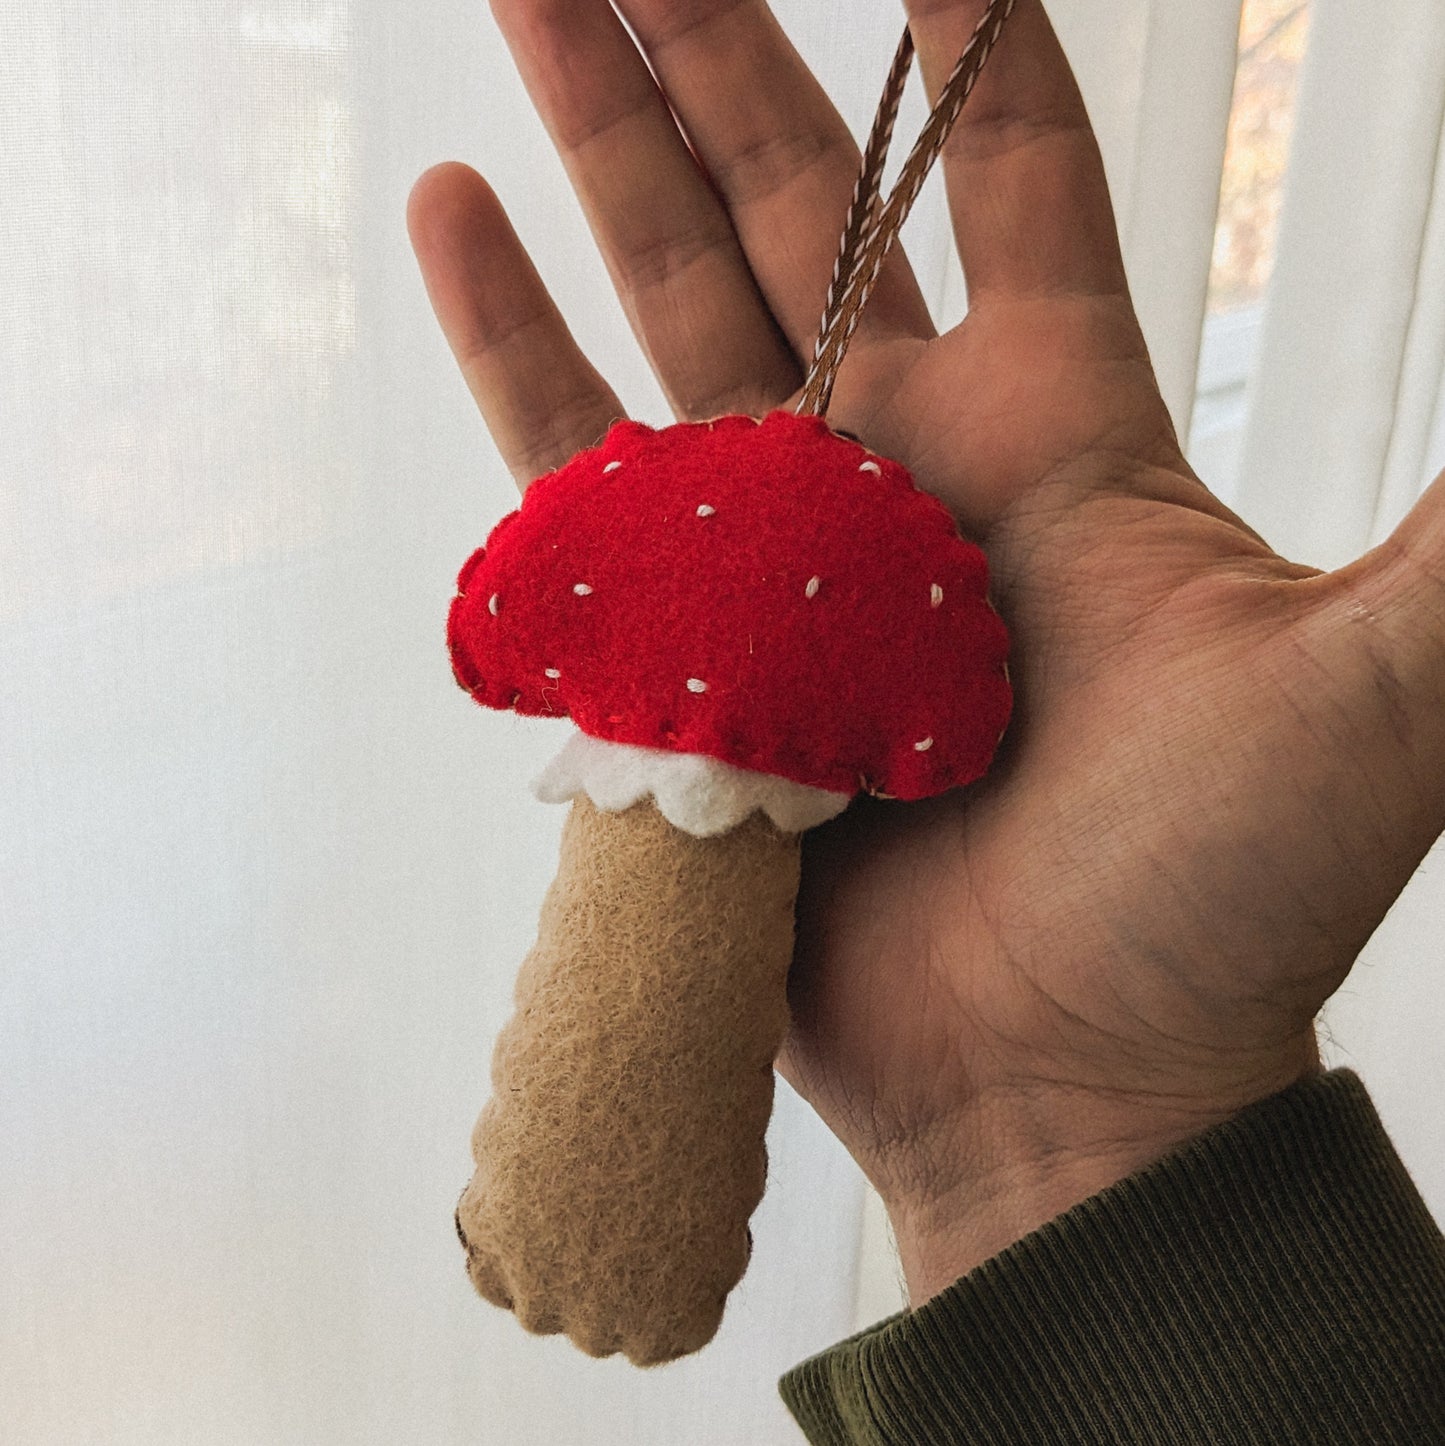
[1189,0,1312,503]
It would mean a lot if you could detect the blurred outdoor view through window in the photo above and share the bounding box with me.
[1209,0,1311,314]
[1191,0,1312,493]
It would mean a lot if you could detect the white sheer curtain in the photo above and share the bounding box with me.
[1,4,1439,1443]
[1230,0,1445,1215]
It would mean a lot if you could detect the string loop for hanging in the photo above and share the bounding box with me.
[798,0,1016,418]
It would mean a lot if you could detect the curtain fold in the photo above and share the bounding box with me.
[1235,0,1445,568]
[1376,121,1445,542]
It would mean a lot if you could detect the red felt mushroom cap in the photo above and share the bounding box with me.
[448,411,1011,800]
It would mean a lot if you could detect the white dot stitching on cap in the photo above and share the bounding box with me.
[603,461,622,474]
[914,737,934,752]
[805,576,821,598]
[686,678,708,693]
[859,460,882,475]
[696,504,716,517]
[573,583,593,596]
[931,584,943,608]
[544,668,561,679]
[488,594,499,616]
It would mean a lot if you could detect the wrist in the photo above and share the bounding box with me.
[885,1044,1321,1304]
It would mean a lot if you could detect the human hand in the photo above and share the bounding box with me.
[408,0,1445,1304]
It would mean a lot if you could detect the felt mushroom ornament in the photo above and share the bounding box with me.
[445,6,1017,1367]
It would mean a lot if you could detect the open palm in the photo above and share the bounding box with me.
[410,0,1445,1299]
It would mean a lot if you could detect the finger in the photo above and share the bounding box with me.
[490,0,801,419]
[406,163,623,486]
[611,0,937,359]
[903,0,1130,302]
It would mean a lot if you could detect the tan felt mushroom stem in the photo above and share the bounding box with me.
[455,795,802,1367]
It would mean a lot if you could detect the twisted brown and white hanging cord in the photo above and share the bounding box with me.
[804,27,915,396]
[798,0,1017,417]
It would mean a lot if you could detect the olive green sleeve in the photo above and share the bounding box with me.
[780,1070,1445,1445]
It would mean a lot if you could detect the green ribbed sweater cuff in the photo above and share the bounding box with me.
[780,1070,1445,1444]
